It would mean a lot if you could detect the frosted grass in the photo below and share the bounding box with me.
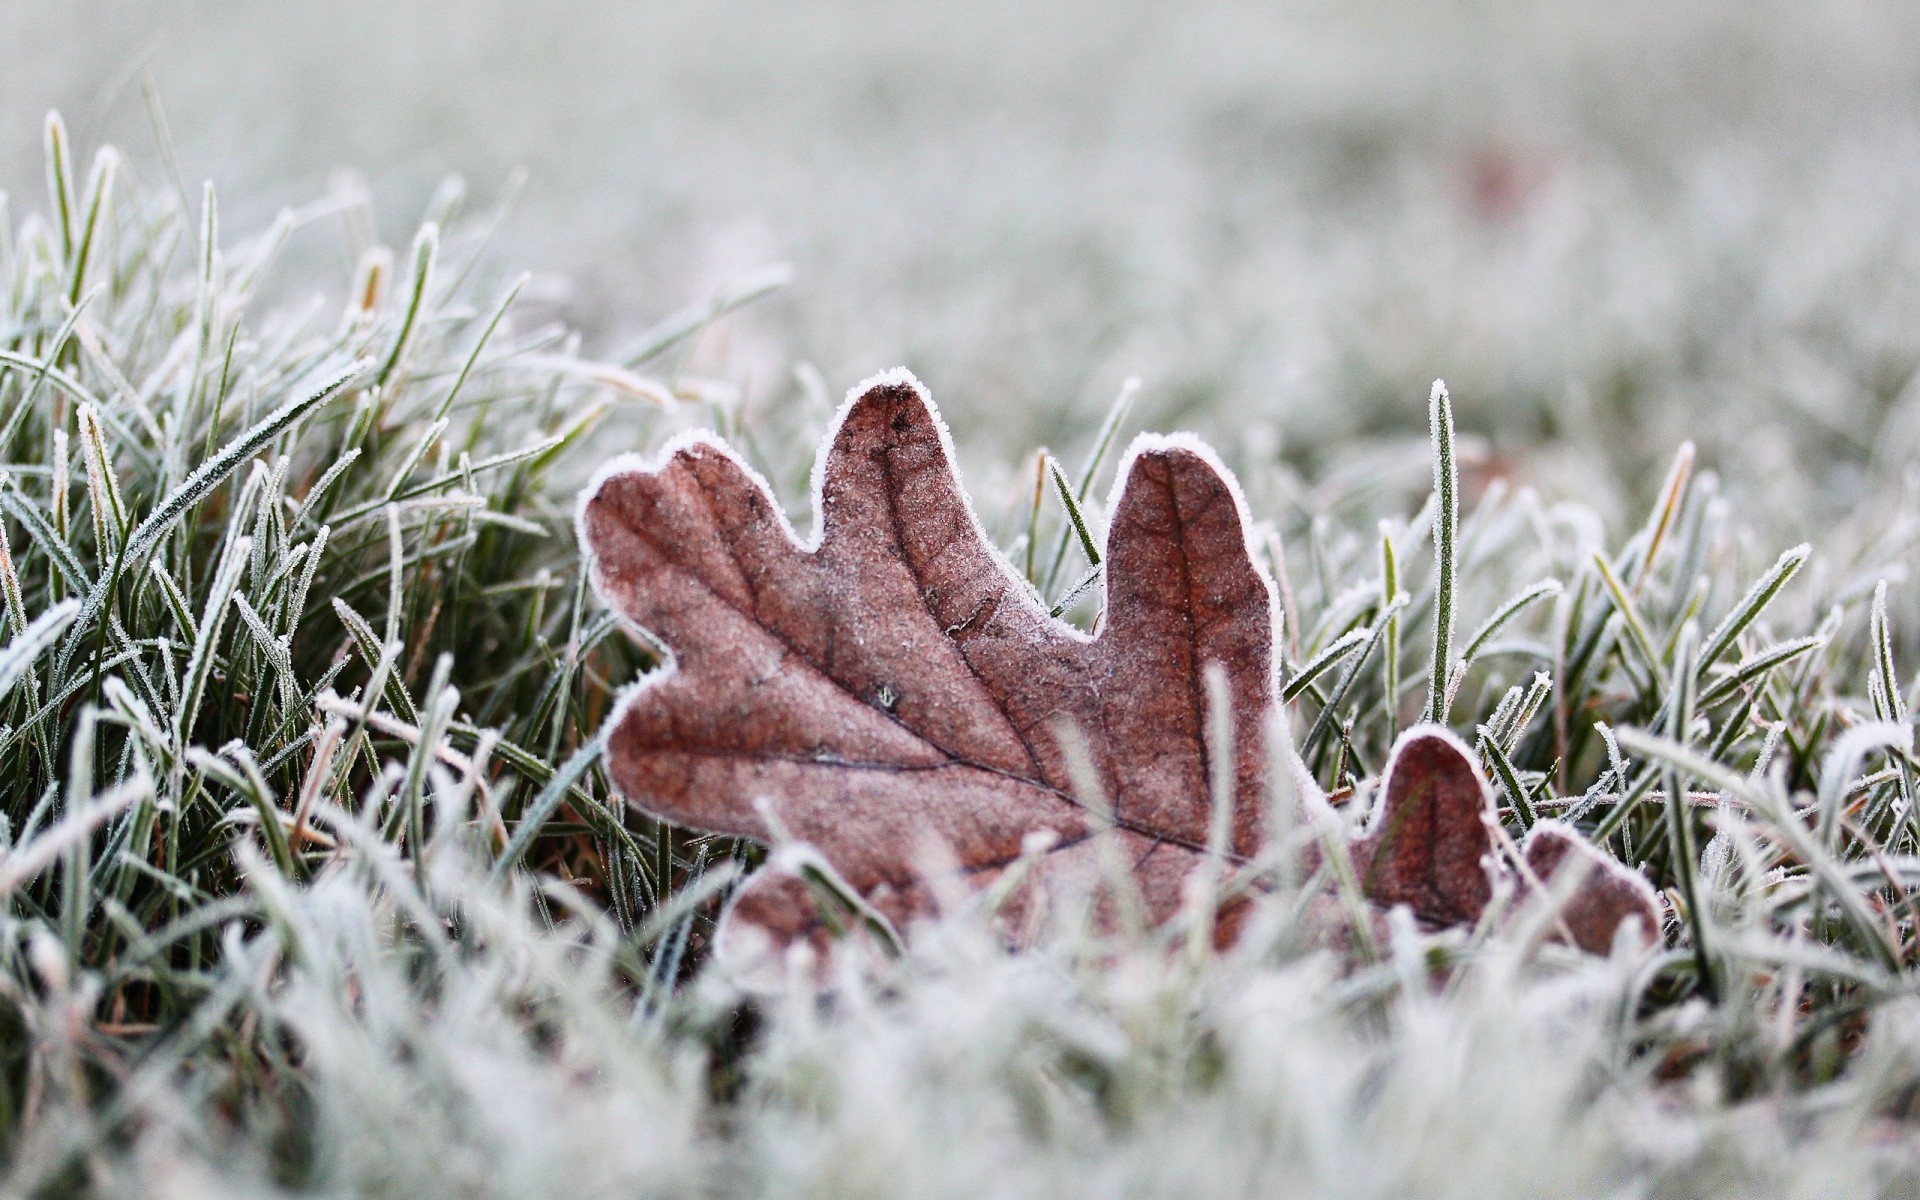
[0,54,1918,1193]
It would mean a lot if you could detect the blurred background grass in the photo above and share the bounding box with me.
[13,0,1920,534]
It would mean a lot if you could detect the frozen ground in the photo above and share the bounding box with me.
[5,5,1920,1195]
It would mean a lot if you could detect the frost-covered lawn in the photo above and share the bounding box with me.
[6,3,1920,1194]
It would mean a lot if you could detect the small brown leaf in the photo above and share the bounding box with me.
[1348,728,1496,928]
[1339,730,1664,952]
[1522,821,1665,954]
[578,370,1661,966]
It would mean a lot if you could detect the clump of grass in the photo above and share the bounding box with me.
[0,111,754,1170]
[2,118,1920,1197]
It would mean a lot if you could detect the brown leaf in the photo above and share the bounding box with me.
[578,370,1661,966]
[1348,727,1496,928]
[1521,821,1665,953]
[1339,728,1664,952]
[580,369,1273,952]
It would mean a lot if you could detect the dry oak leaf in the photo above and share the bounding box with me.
[577,369,1659,963]
[1336,726,1664,956]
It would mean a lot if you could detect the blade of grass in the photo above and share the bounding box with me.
[1424,381,1457,724]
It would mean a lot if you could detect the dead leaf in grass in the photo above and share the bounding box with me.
[1342,727,1663,954]
[1350,727,1498,928]
[579,370,1660,968]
